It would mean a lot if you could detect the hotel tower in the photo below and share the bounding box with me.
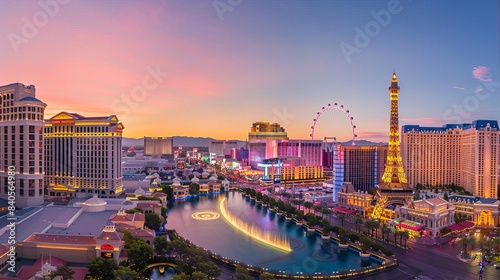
[0,83,46,208]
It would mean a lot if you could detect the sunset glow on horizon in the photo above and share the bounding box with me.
[1,0,498,141]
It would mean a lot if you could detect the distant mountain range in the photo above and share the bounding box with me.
[123,137,386,148]
[339,140,387,146]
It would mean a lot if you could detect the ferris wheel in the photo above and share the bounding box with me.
[310,103,357,145]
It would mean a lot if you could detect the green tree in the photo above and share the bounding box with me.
[458,237,470,258]
[381,224,391,242]
[443,191,449,201]
[338,213,346,227]
[161,185,174,200]
[259,272,275,280]
[235,265,253,280]
[171,273,191,280]
[364,220,374,237]
[145,213,162,231]
[113,265,140,280]
[88,258,118,280]
[354,216,363,233]
[493,237,500,255]
[127,239,153,271]
[305,212,317,227]
[191,271,209,280]
[401,230,410,248]
[189,183,200,195]
[49,265,75,280]
[153,235,168,256]
[372,220,380,239]
[125,207,143,214]
[303,201,313,214]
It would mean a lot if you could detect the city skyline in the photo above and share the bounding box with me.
[1,0,498,141]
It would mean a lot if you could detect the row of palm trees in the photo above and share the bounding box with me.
[246,188,411,248]
[355,217,410,248]
[458,236,500,259]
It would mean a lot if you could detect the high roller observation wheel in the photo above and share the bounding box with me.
[310,103,357,145]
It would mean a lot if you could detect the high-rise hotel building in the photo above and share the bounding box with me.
[0,83,46,208]
[402,120,499,198]
[44,112,125,199]
[248,122,288,167]
[144,137,173,158]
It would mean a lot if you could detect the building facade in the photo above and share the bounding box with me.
[333,145,388,192]
[398,197,455,238]
[44,112,124,199]
[209,140,247,160]
[143,137,173,158]
[0,83,46,208]
[448,195,500,227]
[276,139,323,166]
[402,120,499,198]
[248,122,288,167]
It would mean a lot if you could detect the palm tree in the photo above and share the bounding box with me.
[364,220,372,236]
[314,205,323,218]
[372,221,380,239]
[393,230,399,246]
[493,237,500,256]
[458,237,470,258]
[381,224,390,242]
[401,230,410,248]
[354,216,364,233]
[469,236,477,252]
[304,201,313,215]
[338,213,346,227]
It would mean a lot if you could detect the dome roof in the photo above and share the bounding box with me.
[83,196,107,206]
[172,177,181,183]
[202,171,209,176]
[209,175,217,181]
[105,219,115,227]
[134,186,146,195]
[152,192,166,197]
[19,96,43,103]
[191,177,200,182]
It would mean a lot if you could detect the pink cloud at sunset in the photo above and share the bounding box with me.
[472,66,492,82]
[400,117,443,125]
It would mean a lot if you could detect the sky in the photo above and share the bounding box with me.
[0,0,498,142]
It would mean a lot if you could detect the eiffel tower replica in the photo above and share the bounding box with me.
[371,72,413,221]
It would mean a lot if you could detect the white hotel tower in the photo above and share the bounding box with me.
[0,83,46,208]
[44,112,125,199]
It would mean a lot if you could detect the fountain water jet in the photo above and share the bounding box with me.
[219,197,292,252]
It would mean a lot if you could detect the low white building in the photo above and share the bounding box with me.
[398,197,455,237]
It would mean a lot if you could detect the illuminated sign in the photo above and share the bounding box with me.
[51,120,75,124]
[177,160,185,170]
[101,252,114,259]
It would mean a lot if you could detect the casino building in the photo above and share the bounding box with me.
[44,112,125,199]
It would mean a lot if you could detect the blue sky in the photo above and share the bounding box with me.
[0,0,498,141]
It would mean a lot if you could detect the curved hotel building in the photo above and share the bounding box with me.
[402,120,499,198]
[0,83,46,208]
